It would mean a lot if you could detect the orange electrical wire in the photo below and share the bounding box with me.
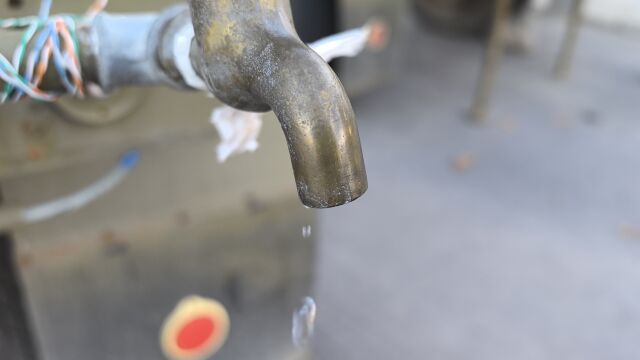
[32,39,52,86]
[85,0,108,20]
[32,19,83,96]
[10,0,107,101]
[55,19,84,95]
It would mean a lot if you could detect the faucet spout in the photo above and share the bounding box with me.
[188,0,367,208]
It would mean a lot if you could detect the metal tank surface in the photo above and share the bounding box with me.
[0,1,315,359]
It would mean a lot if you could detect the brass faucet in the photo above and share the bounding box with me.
[0,1,368,208]
[188,0,368,208]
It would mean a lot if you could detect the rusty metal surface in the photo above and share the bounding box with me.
[1,95,315,360]
[1,2,317,359]
[188,0,368,208]
[0,87,209,179]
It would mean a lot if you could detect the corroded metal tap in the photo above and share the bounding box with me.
[0,1,368,208]
[188,0,368,208]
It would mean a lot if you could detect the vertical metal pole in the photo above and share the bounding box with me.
[0,186,39,360]
[554,0,585,80]
[470,0,512,122]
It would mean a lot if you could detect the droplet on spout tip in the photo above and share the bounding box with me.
[292,296,317,348]
[302,225,312,238]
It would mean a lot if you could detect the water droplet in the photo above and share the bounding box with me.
[302,225,312,238]
[292,296,316,348]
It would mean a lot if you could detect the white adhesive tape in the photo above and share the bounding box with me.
[173,23,208,91]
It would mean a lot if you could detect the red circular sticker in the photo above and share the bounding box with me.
[177,316,216,351]
[161,296,230,360]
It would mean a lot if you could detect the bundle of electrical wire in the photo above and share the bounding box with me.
[0,0,108,104]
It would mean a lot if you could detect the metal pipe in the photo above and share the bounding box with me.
[554,0,584,80]
[470,0,512,122]
[86,6,188,92]
[188,0,367,208]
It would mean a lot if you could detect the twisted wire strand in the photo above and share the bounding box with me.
[0,0,108,103]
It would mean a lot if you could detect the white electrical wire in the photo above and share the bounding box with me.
[309,26,372,62]
[0,150,139,230]
[38,0,53,20]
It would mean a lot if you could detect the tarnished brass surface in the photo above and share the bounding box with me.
[188,0,368,208]
[1,0,369,208]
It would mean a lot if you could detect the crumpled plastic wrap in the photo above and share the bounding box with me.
[210,106,263,163]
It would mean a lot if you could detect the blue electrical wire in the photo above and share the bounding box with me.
[47,25,77,93]
[38,0,53,20]
[1,0,99,103]
[0,150,142,230]
[120,150,141,170]
[9,22,53,100]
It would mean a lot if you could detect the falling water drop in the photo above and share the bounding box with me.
[302,225,312,238]
[292,296,317,348]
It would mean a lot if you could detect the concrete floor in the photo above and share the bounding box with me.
[315,17,640,360]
